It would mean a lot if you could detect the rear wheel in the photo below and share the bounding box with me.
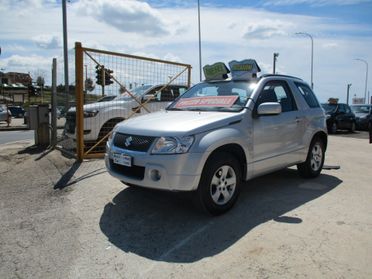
[297,138,325,178]
[349,122,356,133]
[196,152,241,215]
[329,122,337,134]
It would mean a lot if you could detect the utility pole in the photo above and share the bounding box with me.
[346,83,352,105]
[197,0,202,81]
[62,0,69,111]
[273,53,279,74]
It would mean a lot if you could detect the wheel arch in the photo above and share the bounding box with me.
[312,131,328,151]
[205,143,248,181]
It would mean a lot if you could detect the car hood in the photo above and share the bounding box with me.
[115,110,244,137]
[354,112,368,118]
[68,100,133,112]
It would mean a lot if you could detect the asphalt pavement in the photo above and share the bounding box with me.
[0,130,34,144]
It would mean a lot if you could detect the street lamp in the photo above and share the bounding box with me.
[273,53,279,74]
[354,58,368,104]
[197,0,202,81]
[295,32,314,89]
[347,83,352,105]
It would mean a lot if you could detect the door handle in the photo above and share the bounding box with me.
[295,117,302,123]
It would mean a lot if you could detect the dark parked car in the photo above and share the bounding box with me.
[322,102,356,133]
[350,104,372,130]
[8,106,26,118]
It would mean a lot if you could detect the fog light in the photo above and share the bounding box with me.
[150,169,161,181]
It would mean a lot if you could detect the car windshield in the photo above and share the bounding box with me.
[167,80,256,112]
[322,103,337,113]
[351,105,371,113]
[116,85,153,101]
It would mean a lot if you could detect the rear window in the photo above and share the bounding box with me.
[295,82,320,108]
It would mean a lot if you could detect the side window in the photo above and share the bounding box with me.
[146,87,162,102]
[338,104,346,113]
[170,86,187,99]
[179,87,187,95]
[345,105,351,114]
[160,87,174,102]
[257,81,297,112]
[295,82,320,108]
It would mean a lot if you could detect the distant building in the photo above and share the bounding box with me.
[1,72,32,86]
[0,72,32,104]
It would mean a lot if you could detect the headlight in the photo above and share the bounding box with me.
[152,136,194,154]
[84,110,99,118]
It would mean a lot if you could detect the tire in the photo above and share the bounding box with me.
[329,122,337,134]
[349,122,356,133]
[297,138,325,178]
[196,152,241,215]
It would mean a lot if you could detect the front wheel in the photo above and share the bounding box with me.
[196,152,241,215]
[297,138,325,178]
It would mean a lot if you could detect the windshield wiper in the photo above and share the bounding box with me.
[167,107,185,111]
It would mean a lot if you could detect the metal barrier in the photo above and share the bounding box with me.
[72,42,192,161]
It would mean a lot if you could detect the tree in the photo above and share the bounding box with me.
[36,76,45,87]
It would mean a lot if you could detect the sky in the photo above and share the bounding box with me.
[1,0,372,102]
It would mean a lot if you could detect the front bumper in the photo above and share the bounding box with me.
[355,117,369,130]
[105,143,208,191]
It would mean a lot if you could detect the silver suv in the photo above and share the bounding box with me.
[105,60,327,215]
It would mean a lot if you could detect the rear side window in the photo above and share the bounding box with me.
[295,82,320,108]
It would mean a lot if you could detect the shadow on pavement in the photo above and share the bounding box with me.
[330,130,369,140]
[99,168,342,263]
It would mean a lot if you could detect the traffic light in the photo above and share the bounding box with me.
[28,85,37,96]
[96,65,104,85]
[104,68,114,86]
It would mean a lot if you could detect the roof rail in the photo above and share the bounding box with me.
[259,74,303,81]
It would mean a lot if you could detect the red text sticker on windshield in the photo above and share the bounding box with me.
[175,96,239,108]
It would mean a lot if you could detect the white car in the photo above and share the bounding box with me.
[0,106,11,124]
[65,84,188,142]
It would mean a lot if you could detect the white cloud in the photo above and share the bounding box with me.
[322,42,339,49]
[76,0,170,36]
[262,0,371,6]
[243,21,291,39]
[0,54,53,79]
[33,34,62,49]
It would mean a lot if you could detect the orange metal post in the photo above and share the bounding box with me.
[75,42,84,161]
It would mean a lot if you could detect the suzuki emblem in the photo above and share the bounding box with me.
[125,136,133,147]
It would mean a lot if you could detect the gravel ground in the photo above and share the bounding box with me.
[0,134,371,279]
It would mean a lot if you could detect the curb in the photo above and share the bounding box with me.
[0,126,30,131]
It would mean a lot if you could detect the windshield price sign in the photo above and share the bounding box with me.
[175,96,238,108]
[229,59,261,81]
[203,62,230,80]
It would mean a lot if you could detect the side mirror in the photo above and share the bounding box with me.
[257,102,282,116]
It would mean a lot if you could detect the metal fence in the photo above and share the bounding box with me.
[67,42,191,160]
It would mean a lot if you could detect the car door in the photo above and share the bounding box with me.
[344,104,355,129]
[252,80,304,175]
[336,104,348,129]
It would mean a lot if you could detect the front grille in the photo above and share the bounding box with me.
[110,160,145,180]
[65,112,76,134]
[113,133,155,152]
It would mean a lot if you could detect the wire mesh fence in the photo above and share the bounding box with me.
[64,42,191,160]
